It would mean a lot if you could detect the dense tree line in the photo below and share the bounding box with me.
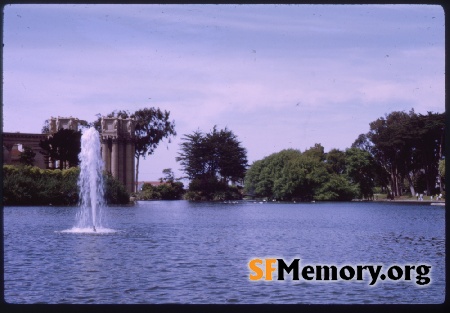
[245,109,445,201]
[244,144,379,201]
[353,110,445,197]
[16,108,445,203]
[3,165,130,206]
[177,126,248,200]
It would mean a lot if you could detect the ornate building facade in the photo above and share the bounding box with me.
[100,117,136,194]
[3,116,136,194]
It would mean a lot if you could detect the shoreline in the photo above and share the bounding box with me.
[371,199,445,204]
[3,199,445,207]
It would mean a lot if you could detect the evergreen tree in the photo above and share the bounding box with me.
[18,146,36,166]
[39,128,82,169]
[177,126,248,200]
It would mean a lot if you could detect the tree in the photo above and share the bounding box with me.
[41,120,50,134]
[345,147,381,199]
[177,126,248,200]
[208,126,248,184]
[325,148,346,174]
[411,112,445,194]
[244,147,347,201]
[365,110,415,197]
[39,128,82,169]
[275,151,329,201]
[177,130,209,179]
[103,172,130,204]
[354,109,445,197]
[314,174,358,201]
[303,143,325,162]
[244,149,302,200]
[160,168,175,183]
[18,146,36,166]
[438,159,445,181]
[137,168,184,200]
[133,108,176,191]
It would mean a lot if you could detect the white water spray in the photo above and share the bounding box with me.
[76,127,105,231]
[60,127,115,234]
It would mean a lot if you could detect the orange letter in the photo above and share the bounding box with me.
[265,258,277,281]
[249,259,263,280]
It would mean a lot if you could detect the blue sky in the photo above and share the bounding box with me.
[3,4,445,182]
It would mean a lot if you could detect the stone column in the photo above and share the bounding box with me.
[3,144,13,164]
[111,138,119,179]
[126,141,135,193]
[102,139,109,173]
[117,139,124,183]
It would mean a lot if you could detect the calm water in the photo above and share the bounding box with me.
[3,201,445,304]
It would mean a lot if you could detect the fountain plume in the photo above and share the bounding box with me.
[75,127,106,231]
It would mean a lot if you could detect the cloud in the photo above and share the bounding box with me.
[3,4,445,180]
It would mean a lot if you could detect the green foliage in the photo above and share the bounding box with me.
[438,159,445,180]
[177,126,248,183]
[3,165,129,206]
[137,169,185,200]
[325,148,346,174]
[18,146,36,166]
[3,165,79,205]
[138,181,185,200]
[93,108,177,158]
[183,178,241,201]
[133,108,177,160]
[244,146,357,201]
[161,168,175,183]
[345,147,380,199]
[92,108,177,192]
[245,149,299,199]
[314,174,359,201]
[103,173,130,204]
[39,128,82,169]
[354,109,445,197]
[177,126,248,200]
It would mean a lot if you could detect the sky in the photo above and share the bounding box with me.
[3,4,445,182]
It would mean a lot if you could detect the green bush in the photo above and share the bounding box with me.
[3,165,129,206]
[138,181,185,200]
[183,177,241,201]
[103,173,130,205]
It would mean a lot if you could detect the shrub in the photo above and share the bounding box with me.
[138,181,185,200]
[3,165,130,206]
[103,173,130,205]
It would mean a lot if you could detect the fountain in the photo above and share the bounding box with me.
[61,127,114,234]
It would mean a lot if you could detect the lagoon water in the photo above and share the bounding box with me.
[3,200,445,304]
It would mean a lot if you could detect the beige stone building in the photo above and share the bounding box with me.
[100,117,136,194]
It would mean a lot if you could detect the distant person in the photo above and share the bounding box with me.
[416,193,419,200]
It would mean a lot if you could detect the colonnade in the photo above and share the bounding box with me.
[3,116,137,194]
[100,117,136,193]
